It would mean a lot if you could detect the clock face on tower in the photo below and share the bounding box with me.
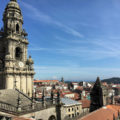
[18,61,24,68]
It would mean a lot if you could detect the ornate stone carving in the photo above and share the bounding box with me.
[0,0,35,97]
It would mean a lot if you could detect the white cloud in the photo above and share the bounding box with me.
[20,1,120,60]
[34,65,120,80]
[29,40,120,60]
[21,1,84,38]
[52,76,58,80]
[28,47,49,51]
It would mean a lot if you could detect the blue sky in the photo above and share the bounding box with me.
[1,0,120,81]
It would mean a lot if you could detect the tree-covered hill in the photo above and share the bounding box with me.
[102,77,120,84]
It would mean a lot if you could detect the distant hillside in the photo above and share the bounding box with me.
[102,77,120,84]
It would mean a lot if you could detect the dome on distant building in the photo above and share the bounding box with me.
[3,0,23,35]
[3,0,23,22]
[6,0,20,10]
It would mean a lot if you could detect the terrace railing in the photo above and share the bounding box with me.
[0,99,57,115]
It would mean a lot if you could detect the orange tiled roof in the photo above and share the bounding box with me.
[72,82,78,84]
[80,105,120,120]
[34,80,59,82]
[107,105,120,111]
[63,92,74,95]
[79,99,90,108]
[74,93,79,100]
[76,86,83,90]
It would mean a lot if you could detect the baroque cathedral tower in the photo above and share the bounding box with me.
[0,0,35,97]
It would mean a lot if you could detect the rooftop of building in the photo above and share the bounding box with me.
[79,99,90,108]
[80,105,120,120]
[34,80,59,83]
[0,89,32,109]
[61,98,82,106]
[0,112,33,120]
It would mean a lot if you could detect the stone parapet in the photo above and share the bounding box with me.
[0,71,35,75]
[6,35,28,44]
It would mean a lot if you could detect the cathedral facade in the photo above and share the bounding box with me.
[0,0,35,97]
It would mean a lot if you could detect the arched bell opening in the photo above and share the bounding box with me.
[15,47,22,60]
[16,23,19,33]
[48,115,56,120]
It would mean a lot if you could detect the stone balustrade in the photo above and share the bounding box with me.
[0,99,58,115]
[0,101,17,112]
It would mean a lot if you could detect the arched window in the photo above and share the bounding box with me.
[16,23,19,32]
[15,47,22,59]
[48,115,56,120]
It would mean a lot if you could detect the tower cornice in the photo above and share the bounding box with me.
[6,35,29,44]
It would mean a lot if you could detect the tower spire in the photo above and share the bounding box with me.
[90,77,103,112]
[0,0,35,97]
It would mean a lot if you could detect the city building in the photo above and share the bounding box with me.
[0,0,35,97]
[61,98,82,119]
[72,82,79,90]
[0,1,118,120]
[34,80,59,86]
[79,99,90,113]
[0,1,62,120]
[80,105,120,120]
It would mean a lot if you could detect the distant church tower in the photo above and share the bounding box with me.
[0,0,35,97]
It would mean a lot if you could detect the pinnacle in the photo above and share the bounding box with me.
[96,76,100,82]
[95,76,101,86]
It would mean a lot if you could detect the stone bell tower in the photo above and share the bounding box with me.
[0,0,35,97]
